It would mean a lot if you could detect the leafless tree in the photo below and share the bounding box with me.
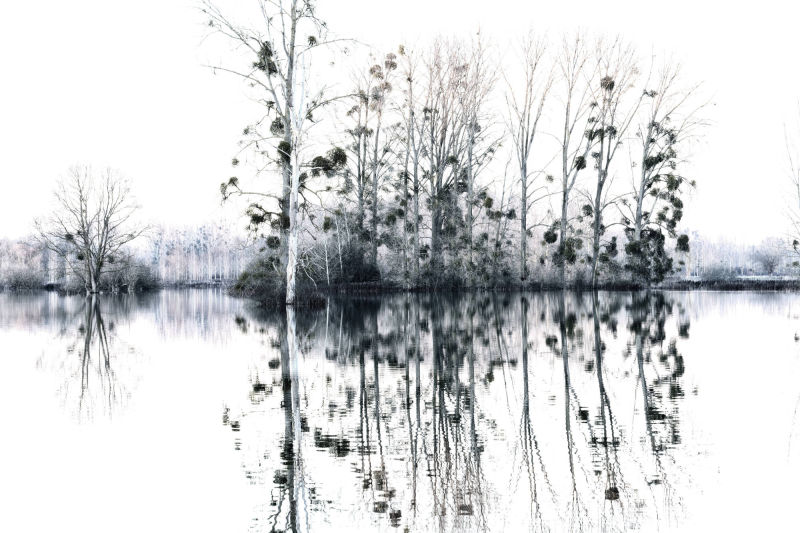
[623,62,702,256]
[342,76,374,236]
[420,40,470,275]
[460,34,499,284]
[368,53,399,266]
[35,166,144,295]
[751,238,784,275]
[398,46,423,286]
[504,33,553,282]
[582,38,641,287]
[205,0,343,305]
[555,35,598,286]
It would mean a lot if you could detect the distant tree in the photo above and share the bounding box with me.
[751,239,784,275]
[753,249,780,275]
[35,166,144,295]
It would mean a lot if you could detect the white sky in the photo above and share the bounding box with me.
[1,0,797,243]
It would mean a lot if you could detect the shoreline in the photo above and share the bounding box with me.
[4,278,800,300]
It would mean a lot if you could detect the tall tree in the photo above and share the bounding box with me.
[367,53,398,266]
[341,61,381,241]
[459,35,498,284]
[505,34,552,282]
[554,35,598,285]
[206,0,344,304]
[419,41,469,279]
[583,39,640,287]
[785,108,800,260]
[398,46,423,286]
[622,62,700,284]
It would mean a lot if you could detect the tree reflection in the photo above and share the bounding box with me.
[519,295,554,531]
[51,295,130,421]
[227,291,691,532]
[590,290,626,530]
[628,291,688,519]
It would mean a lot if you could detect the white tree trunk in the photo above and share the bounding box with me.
[286,155,301,305]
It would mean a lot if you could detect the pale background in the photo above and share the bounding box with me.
[1,0,795,242]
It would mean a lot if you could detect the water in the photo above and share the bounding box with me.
[2,289,800,532]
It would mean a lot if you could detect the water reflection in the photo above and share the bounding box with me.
[5,289,800,531]
[0,289,247,422]
[42,295,134,421]
[222,291,694,532]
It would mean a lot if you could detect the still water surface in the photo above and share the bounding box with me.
[1,289,800,532]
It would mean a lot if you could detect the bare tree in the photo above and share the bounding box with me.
[368,53,398,266]
[35,166,144,295]
[398,45,423,286]
[751,238,784,275]
[621,61,701,284]
[582,38,641,287]
[460,34,499,284]
[554,35,598,286]
[206,0,344,305]
[504,33,553,282]
[420,40,470,276]
[341,76,374,237]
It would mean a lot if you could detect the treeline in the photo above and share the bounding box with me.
[687,235,798,279]
[1,222,256,292]
[204,1,705,303]
[149,224,255,285]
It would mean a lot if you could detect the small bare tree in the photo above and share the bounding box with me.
[751,238,784,275]
[35,166,144,295]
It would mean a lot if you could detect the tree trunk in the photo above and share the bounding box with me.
[279,126,292,272]
[634,126,653,244]
[357,185,365,236]
[466,136,475,286]
[430,203,441,275]
[370,117,382,266]
[413,158,420,283]
[559,192,568,287]
[402,134,411,289]
[284,0,298,306]
[591,197,602,288]
[286,151,301,305]
[520,160,528,282]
